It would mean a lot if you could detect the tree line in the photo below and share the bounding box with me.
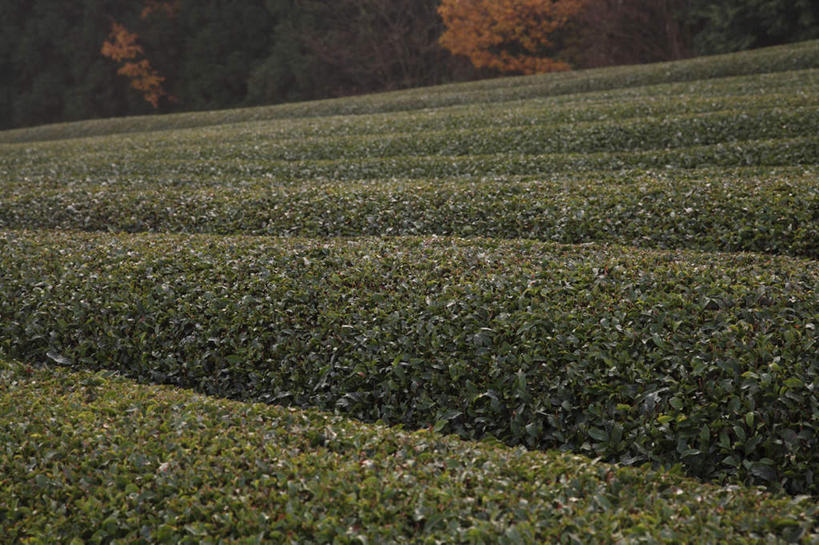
[1,0,816,130]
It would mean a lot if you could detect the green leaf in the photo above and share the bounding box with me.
[588,427,608,442]
[749,463,777,483]
[783,377,804,389]
[46,350,72,366]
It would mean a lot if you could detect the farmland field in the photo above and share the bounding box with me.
[1,41,818,543]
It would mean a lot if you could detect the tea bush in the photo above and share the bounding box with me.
[3,358,816,544]
[2,170,816,258]
[1,232,816,493]
[1,41,817,540]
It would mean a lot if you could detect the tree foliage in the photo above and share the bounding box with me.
[1,0,817,130]
[101,22,170,108]
[140,0,180,19]
[686,0,819,54]
[251,0,482,104]
[564,0,690,68]
[437,0,587,74]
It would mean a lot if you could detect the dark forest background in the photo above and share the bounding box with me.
[2,0,817,130]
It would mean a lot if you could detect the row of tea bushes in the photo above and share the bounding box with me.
[3,72,817,157]
[152,85,819,143]
[2,100,817,183]
[1,39,817,144]
[2,358,816,544]
[1,232,816,493]
[2,170,816,258]
[1,136,816,192]
[62,107,817,162]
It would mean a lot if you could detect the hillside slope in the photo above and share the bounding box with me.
[1,39,818,143]
[1,42,817,257]
[1,39,817,542]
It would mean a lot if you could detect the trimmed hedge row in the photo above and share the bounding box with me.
[3,104,817,179]
[2,171,817,258]
[73,107,818,162]
[174,88,819,143]
[1,232,816,493]
[2,136,817,192]
[2,358,817,544]
[1,39,817,144]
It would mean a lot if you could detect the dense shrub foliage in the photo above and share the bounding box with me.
[3,358,816,544]
[1,232,816,493]
[1,170,817,258]
[1,42,818,539]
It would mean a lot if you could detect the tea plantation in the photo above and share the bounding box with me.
[1,41,818,543]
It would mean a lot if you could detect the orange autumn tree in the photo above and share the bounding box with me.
[438,0,587,74]
[101,19,172,108]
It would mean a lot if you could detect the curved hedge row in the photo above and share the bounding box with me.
[2,171,817,258]
[188,86,819,143]
[1,232,816,493]
[3,104,817,181]
[2,136,817,193]
[107,107,819,161]
[2,358,817,544]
